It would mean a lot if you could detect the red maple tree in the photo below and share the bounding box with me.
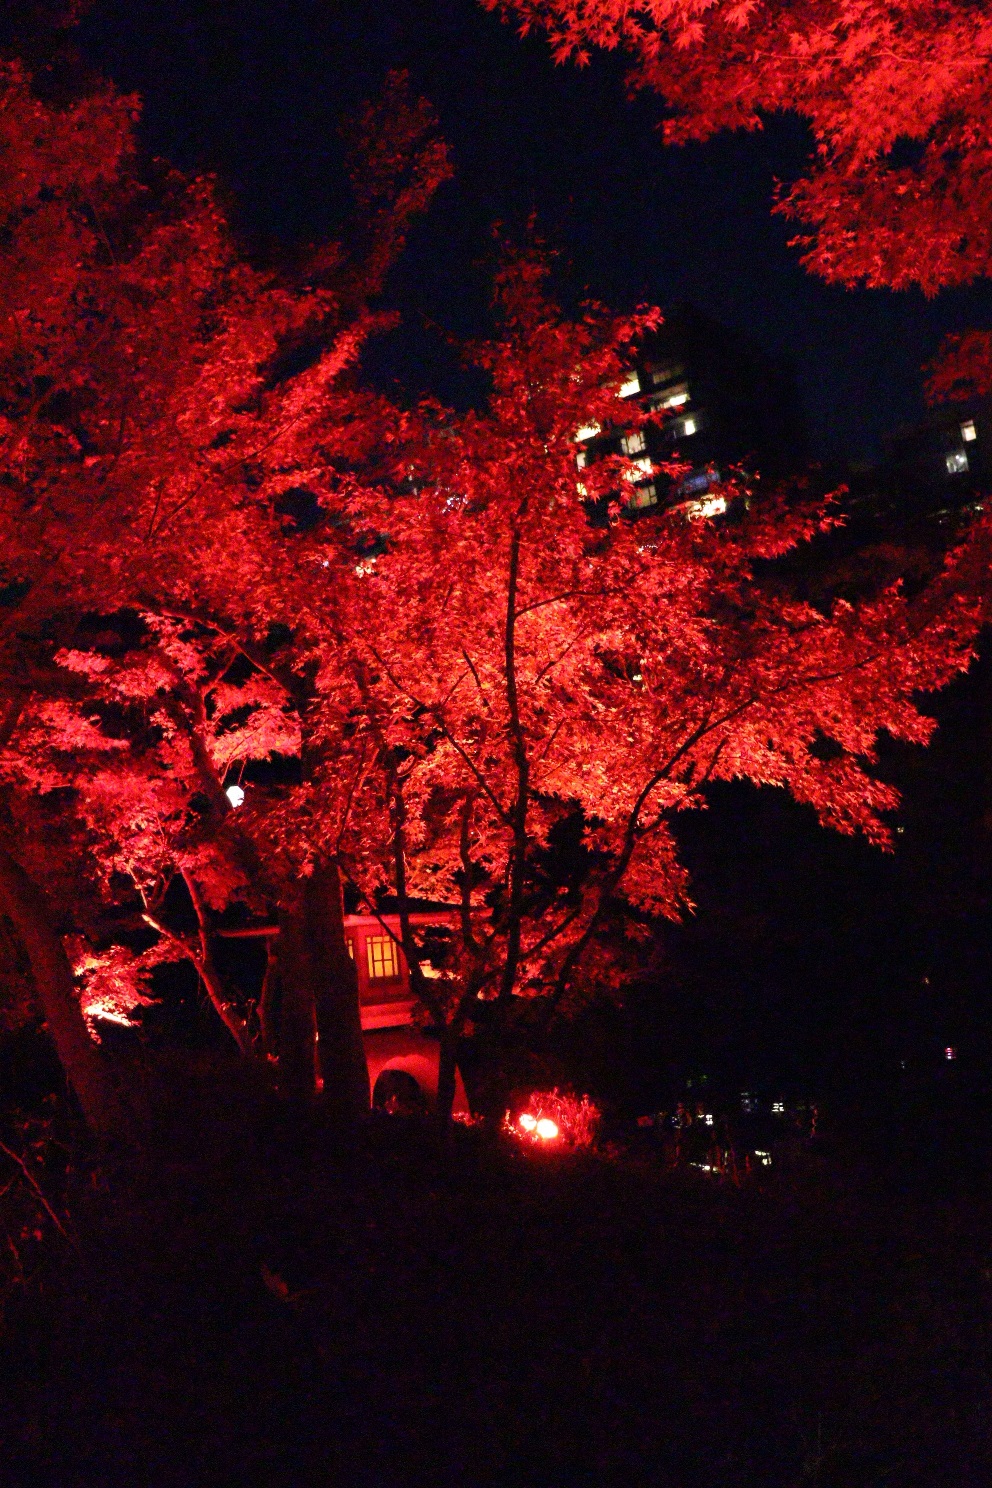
[298,250,982,1118]
[0,57,449,1131]
[486,0,992,295]
[1,48,986,1137]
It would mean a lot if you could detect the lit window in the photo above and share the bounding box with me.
[576,450,587,470]
[346,937,355,960]
[681,417,697,437]
[946,449,969,474]
[628,483,657,510]
[366,935,400,980]
[618,373,640,398]
[962,420,977,442]
[945,1046,957,1060]
[654,380,689,408]
[623,456,653,482]
[621,430,646,455]
[575,422,600,442]
[687,495,727,520]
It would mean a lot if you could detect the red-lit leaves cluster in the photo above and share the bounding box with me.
[486,1,992,295]
[0,55,985,1127]
[301,253,980,1050]
[925,331,992,405]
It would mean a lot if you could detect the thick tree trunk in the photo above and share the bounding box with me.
[436,1027,459,1133]
[0,839,125,1138]
[312,859,371,1121]
[276,894,318,1106]
[277,859,370,1121]
[257,936,280,1058]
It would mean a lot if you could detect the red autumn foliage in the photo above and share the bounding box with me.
[925,330,992,406]
[0,58,450,1128]
[299,250,982,1092]
[0,52,986,1135]
[485,0,992,296]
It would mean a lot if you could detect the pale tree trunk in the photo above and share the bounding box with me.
[0,838,125,1138]
[277,859,370,1121]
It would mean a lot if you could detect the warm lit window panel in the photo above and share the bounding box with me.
[366,934,401,979]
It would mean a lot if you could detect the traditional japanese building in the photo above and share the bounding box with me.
[344,910,468,1113]
[220,909,468,1113]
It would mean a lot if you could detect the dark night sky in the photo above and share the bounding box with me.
[77,0,992,467]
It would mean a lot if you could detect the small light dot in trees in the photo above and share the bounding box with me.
[226,785,245,808]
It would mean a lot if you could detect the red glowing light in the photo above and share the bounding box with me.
[507,1090,601,1149]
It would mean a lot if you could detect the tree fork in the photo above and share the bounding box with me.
[180,869,253,1056]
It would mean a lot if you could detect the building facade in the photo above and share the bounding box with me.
[577,305,807,519]
[882,401,991,516]
[345,911,469,1114]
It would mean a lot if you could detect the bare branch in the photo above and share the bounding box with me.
[0,1140,69,1239]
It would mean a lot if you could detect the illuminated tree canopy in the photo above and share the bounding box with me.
[485,0,992,295]
[0,50,986,1132]
[311,251,982,1096]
